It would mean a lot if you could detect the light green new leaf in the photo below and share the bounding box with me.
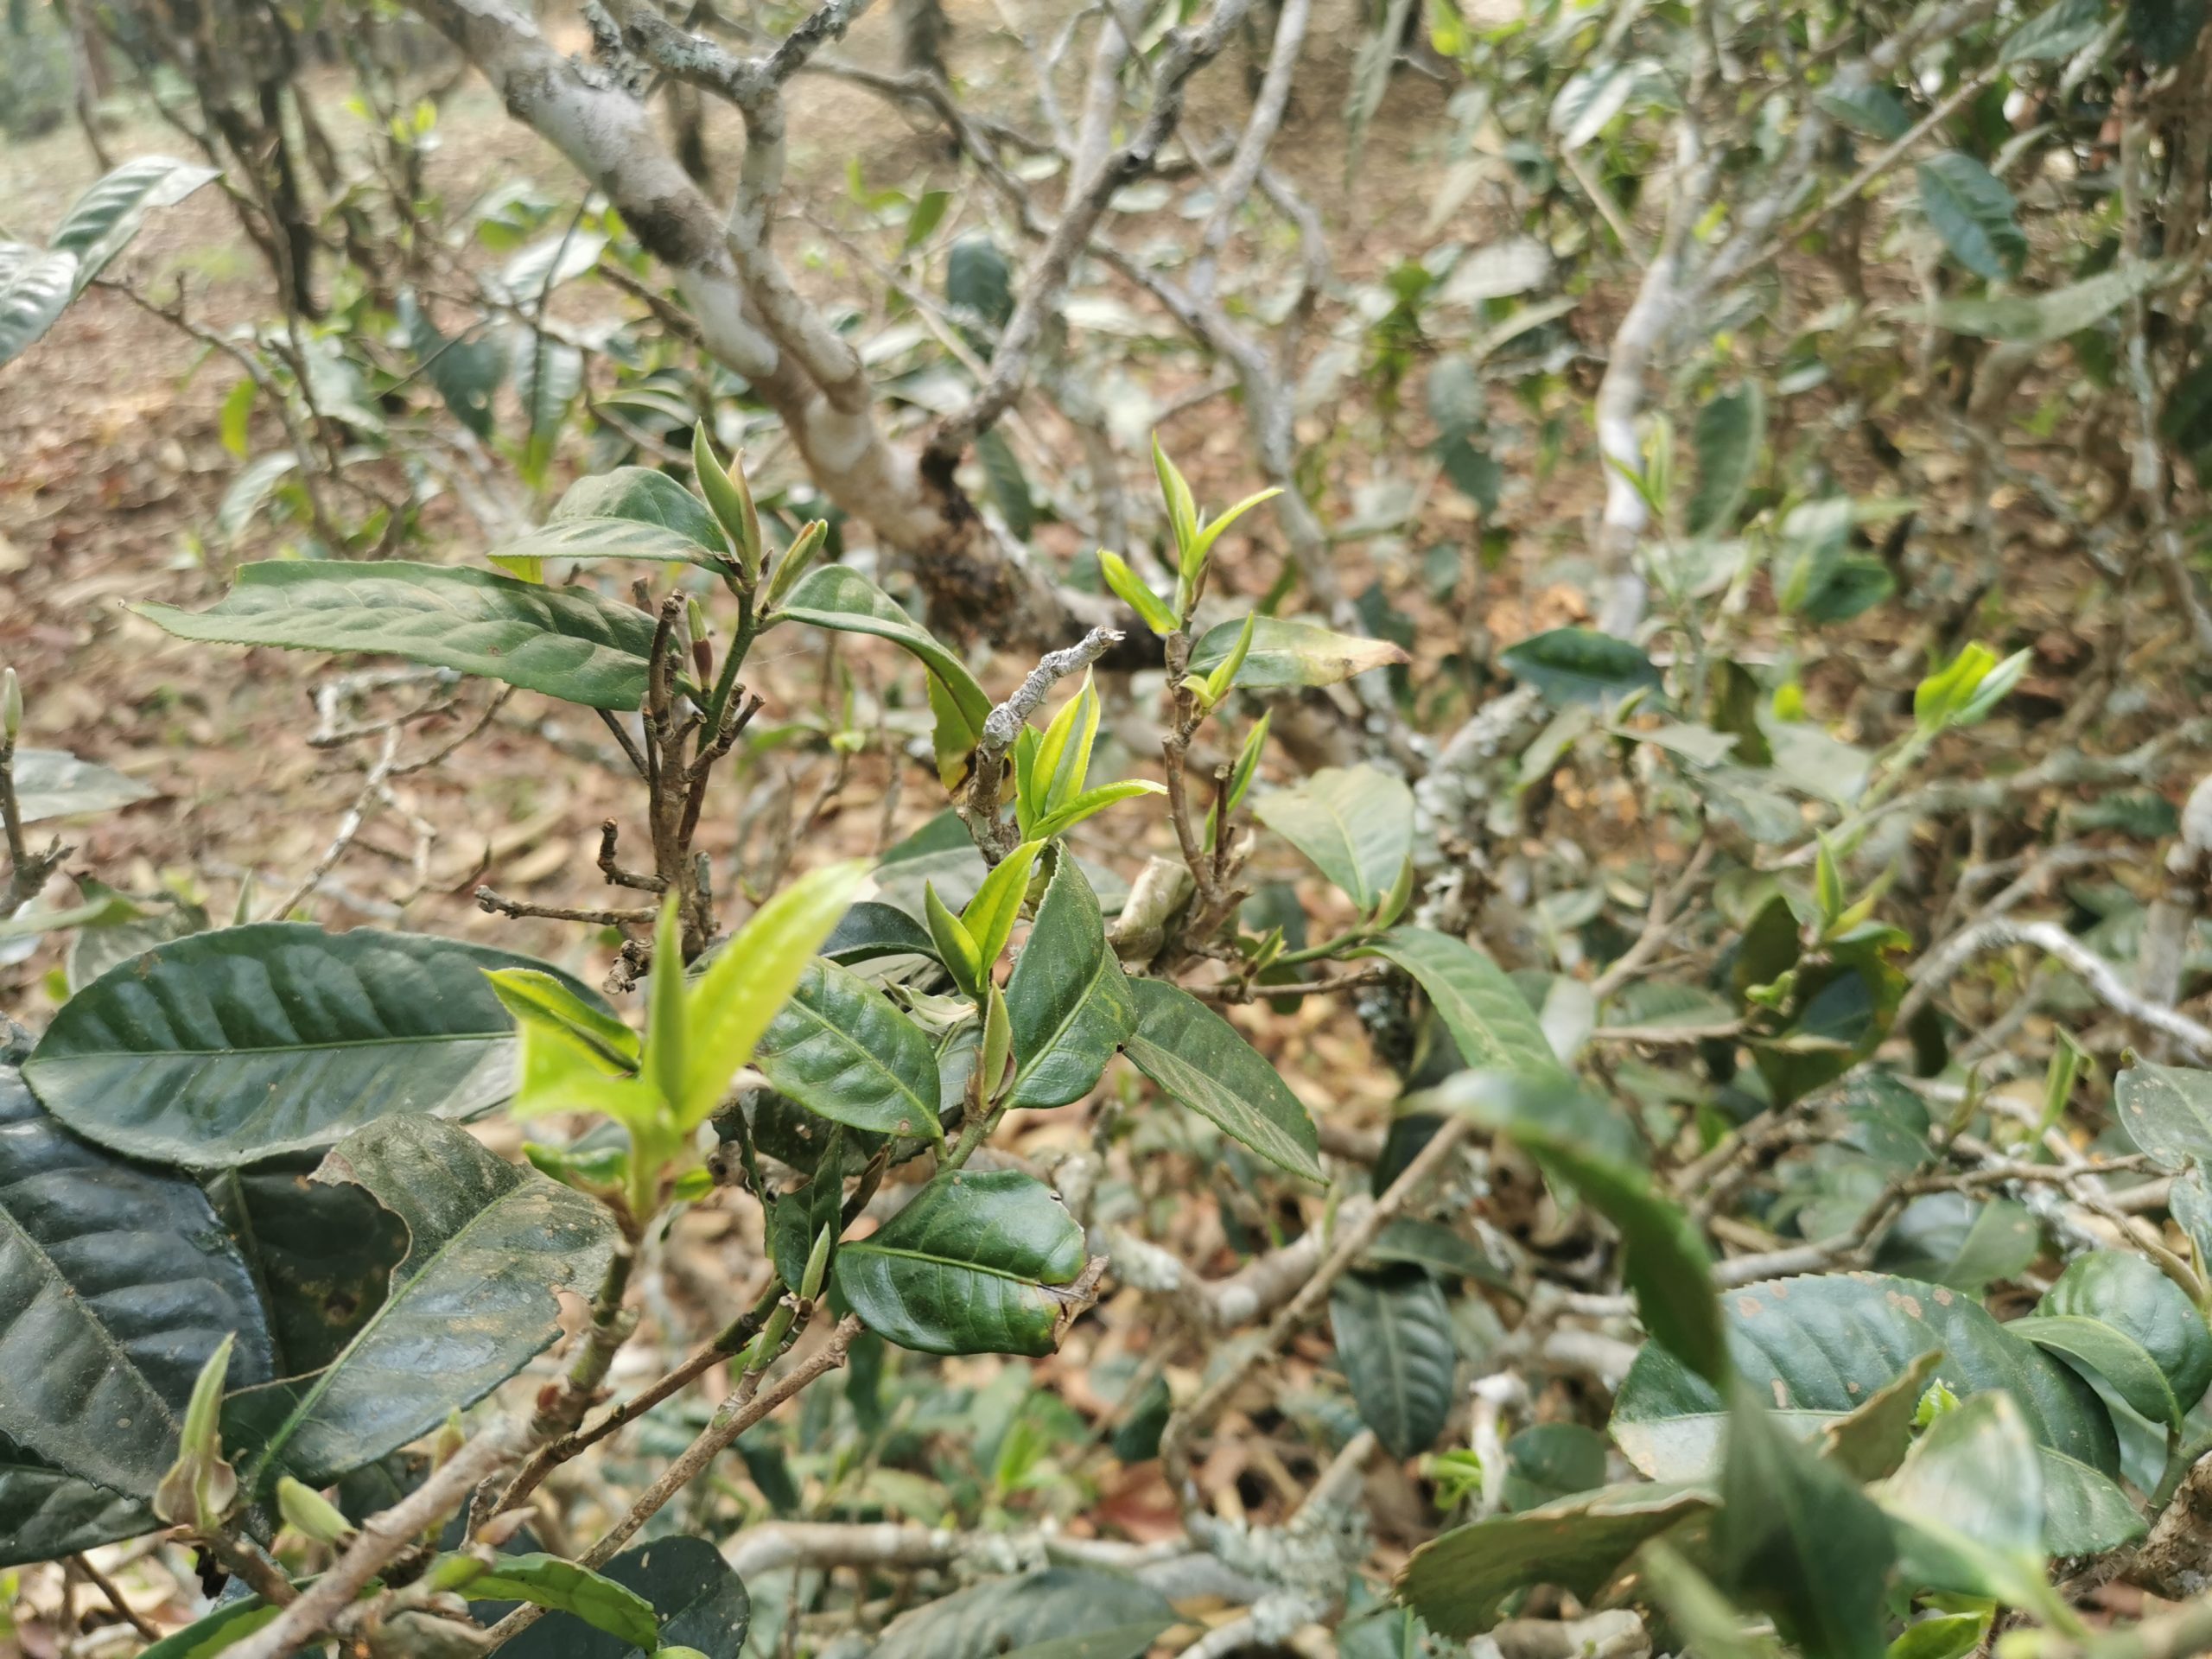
[494,971,658,1136]
[1252,764,1413,914]
[683,861,870,1126]
[836,1169,1086,1356]
[1030,675,1101,825]
[1185,615,1410,690]
[1122,977,1322,1180]
[925,881,986,999]
[691,429,762,579]
[963,841,1046,968]
[1097,550,1177,635]
[1032,780,1166,841]
[133,562,658,711]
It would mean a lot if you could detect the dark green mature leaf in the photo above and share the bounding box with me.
[1688,384,1766,537]
[998,1627,1178,1659]
[978,430,1039,537]
[1365,1217,1513,1290]
[1929,263,2162,346]
[1394,1482,1714,1638]
[2031,1250,2212,1410]
[753,959,941,1139]
[768,1142,846,1294]
[870,1566,1173,1659]
[495,1537,751,1659]
[205,1160,410,1376]
[133,563,658,710]
[836,1169,1086,1356]
[2003,0,2106,59]
[1420,1071,1643,1168]
[1918,153,2027,280]
[487,516,731,580]
[1331,1267,1456,1458]
[1874,1194,2041,1293]
[821,900,941,967]
[1185,615,1411,690]
[513,329,584,452]
[9,748,156,823]
[2021,1315,2180,1430]
[1815,82,1913,137]
[0,244,77,369]
[1360,926,1563,1079]
[773,565,993,736]
[1879,1393,2064,1599]
[554,467,728,554]
[1637,1543,1782,1659]
[1500,627,1664,706]
[469,1554,658,1649]
[399,291,503,440]
[2115,1058,2212,1168]
[1123,979,1321,1180]
[67,897,207,991]
[0,1062,274,1500]
[945,234,1016,332]
[223,1115,616,1492]
[26,924,615,1169]
[1251,764,1413,913]
[1427,356,1484,442]
[2034,1446,2148,1556]
[0,1432,155,1568]
[48,155,218,287]
[1818,1350,1946,1482]
[1531,1137,1728,1387]
[1714,1388,1893,1659]
[1501,1422,1611,1510]
[1005,859,1135,1110]
[135,1599,284,1659]
[2128,0,2207,61]
[1611,1273,2121,1482]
